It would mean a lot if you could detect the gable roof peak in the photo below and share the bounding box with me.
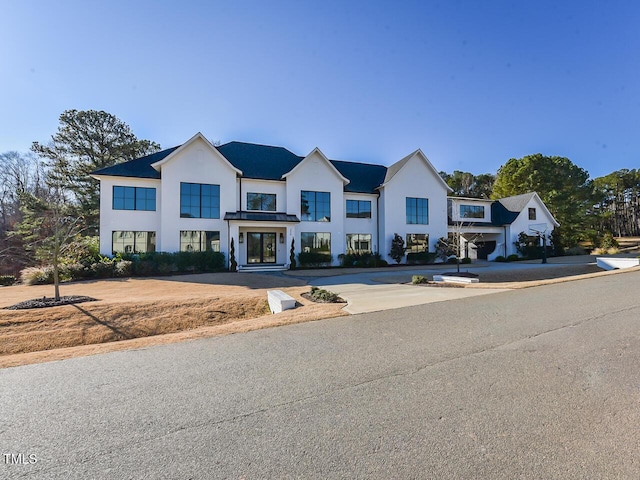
[382,149,452,192]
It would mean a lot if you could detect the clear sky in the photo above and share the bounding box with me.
[1,0,638,178]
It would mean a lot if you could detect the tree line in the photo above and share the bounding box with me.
[441,154,639,252]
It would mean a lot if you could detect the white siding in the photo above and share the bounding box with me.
[240,179,287,212]
[285,151,346,266]
[344,193,379,253]
[380,154,449,263]
[158,137,237,254]
[98,176,161,255]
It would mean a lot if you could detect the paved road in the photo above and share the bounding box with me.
[2,270,640,479]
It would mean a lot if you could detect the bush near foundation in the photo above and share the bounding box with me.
[406,252,437,265]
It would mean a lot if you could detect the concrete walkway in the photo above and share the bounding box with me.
[288,256,599,314]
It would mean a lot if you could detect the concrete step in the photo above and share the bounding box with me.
[238,264,288,273]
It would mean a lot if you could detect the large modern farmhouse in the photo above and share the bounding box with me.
[92,132,557,269]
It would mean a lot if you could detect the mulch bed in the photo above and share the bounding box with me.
[4,296,98,310]
[301,292,346,304]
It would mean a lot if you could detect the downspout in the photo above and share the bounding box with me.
[504,225,507,257]
[376,192,380,255]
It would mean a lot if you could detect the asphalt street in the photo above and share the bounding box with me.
[2,270,640,479]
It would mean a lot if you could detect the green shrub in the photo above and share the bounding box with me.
[507,254,520,262]
[308,286,341,303]
[340,252,385,268]
[601,232,619,250]
[495,256,507,262]
[0,275,16,286]
[298,252,333,267]
[412,275,428,284]
[389,233,405,264]
[461,257,472,264]
[446,257,459,264]
[406,252,437,265]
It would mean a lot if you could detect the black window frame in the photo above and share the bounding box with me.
[346,233,372,254]
[301,232,331,255]
[301,191,331,222]
[111,231,156,254]
[179,230,221,252]
[528,208,537,220]
[406,197,429,225]
[460,205,485,219]
[247,192,276,212]
[180,182,220,219]
[406,233,429,253]
[346,200,372,219]
[112,186,156,211]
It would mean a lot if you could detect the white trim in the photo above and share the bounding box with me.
[150,132,242,175]
[282,147,350,185]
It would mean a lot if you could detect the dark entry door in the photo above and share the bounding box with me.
[475,241,496,260]
[247,233,276,264]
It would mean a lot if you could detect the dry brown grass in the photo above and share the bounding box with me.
[0,273,347,368]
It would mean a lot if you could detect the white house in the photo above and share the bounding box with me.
[92,132,556,269]
[447,193,559,260]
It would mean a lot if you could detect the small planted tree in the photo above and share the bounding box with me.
[15,190,85,300]
[389,233,405,264]
[229,237,237,272]
[289,238,296,269]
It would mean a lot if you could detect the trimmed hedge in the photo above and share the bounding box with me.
[298,252,333,268]
[339,252,387,268]
[19,251,226,285]
[0,274,17,286]
[406,252,437,265]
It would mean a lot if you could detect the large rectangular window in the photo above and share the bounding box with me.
[406,197,428,224]
[180,231,220,252]
[247,193,276,212]
[346,233,372,254]
[301,232,331,255]
[406,233,429,253]
[180,183,220,218]
[346,200,372,219]
[301,191,331,222]
[113,186,156,211]
[460,205,484,219]
[112,231,156,254]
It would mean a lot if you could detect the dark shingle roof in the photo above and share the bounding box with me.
[92,139,388,193]
[223,212,300,222]
[216,141,301,180]
[490,201,520,226]
[330,160,387,194]
[91,146,180,179]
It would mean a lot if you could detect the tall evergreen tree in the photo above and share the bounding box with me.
[31,110,160,232]
[492,153,590,247]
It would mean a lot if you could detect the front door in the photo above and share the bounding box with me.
[247,232,276,264]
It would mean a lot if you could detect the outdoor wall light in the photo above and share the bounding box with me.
[279,232,285,244]
[239,232,244,243]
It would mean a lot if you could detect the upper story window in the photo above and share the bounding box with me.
[460,205,484,219]
[247,193,276,212]
[346,200,372,219]
[113,186,156,211]
[528,208,537,220]
[180,182,220,218]
[406,197,428,225]
[301,191,330,222]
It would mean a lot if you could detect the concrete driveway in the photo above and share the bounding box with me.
[295,256,598,314]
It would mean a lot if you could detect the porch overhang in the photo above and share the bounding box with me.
[224,211,300,223]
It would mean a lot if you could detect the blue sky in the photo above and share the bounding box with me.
[1,0,638,178]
